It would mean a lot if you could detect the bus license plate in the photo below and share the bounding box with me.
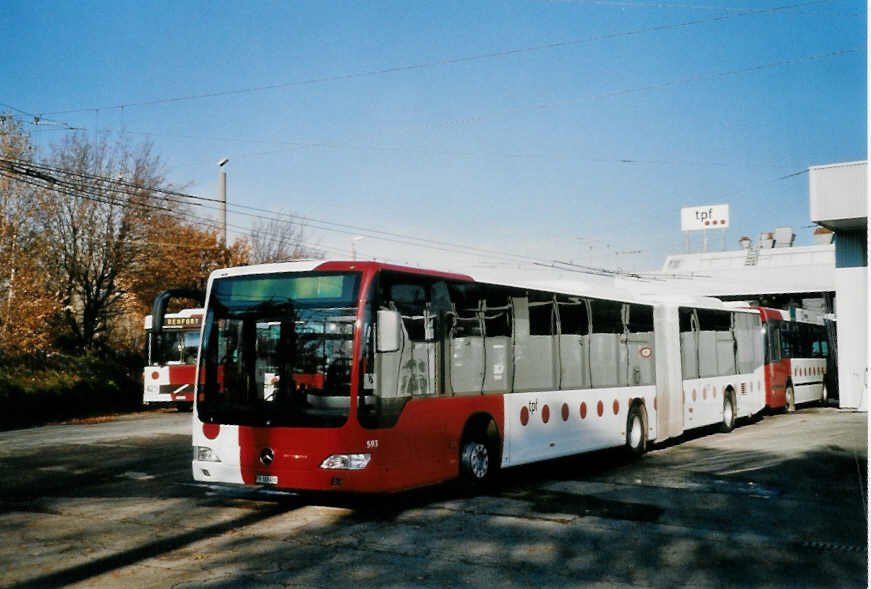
[256,474,278,485]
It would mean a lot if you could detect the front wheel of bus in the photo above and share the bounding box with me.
[460,440,491,484]
[720,390,736,433]
[625,405,647,456]
[785,384,796,413]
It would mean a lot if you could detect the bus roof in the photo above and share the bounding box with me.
[206,259,755,312]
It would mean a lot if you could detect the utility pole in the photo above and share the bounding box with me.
[218,158,229,245]
[351,236,366,260]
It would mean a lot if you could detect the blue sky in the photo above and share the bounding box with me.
[1,0,866,271]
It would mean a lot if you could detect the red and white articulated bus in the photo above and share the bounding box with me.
[192,260,765,493]
[144,289,205,411]
[753,306,832,411]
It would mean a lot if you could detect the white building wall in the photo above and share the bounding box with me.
[809,161,867,224]
[833,267,867,409]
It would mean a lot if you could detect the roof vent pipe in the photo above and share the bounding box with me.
[773,226,795,248]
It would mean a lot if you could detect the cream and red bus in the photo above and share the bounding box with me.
[144,289,205,411]
[192,260,765,493]
[754,306,831,411]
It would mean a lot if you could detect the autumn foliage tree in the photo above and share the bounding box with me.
[0,127,266,422]
[0,116,59,357]
[36,133,173,351]
[126,219,250,315]
[0,127,312,364]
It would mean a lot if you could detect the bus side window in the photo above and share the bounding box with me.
[626,304,655,386]
[734,312,762,374]
[482,285,515,393]
[557,296,591,390]
[766,320,782,363]
[811,325,828,358]
[513,293,556,392]
[696,309,734,377]
[590,299,623,387]
[447,282,484,395]
[389,283,427,341]
[779,322,792,359]
[678,308,698,380]
[376,272,435,399]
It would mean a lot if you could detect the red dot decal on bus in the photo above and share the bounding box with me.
[203,423,220,440]
[703,388,707,400]
[712,220,718,225]
[542,405,550,424]
[613,399,620,415]
[520,406,529,426]
[692,389,697,402]
[151,371,160,380]
[597,401,604,417]
[561,403,569,421]
[654,396,657,411]
[580,402,587,419]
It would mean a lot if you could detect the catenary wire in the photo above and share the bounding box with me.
[37,0,837,117]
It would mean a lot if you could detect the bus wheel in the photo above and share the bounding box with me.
[720,390,736,433]
[460,439,491,483]
[785,384,796,413]
[625,405,647,456]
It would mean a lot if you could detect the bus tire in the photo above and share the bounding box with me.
[459,417,500,487]
[785,383,796,413]
[460,439,492,484]
[720,389,736,433]
[625,404,647,456]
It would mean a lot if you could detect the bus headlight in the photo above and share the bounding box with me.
[194,446,221,462]
[319,453,371,470]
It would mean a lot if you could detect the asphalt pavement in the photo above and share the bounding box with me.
[0,406,865,588]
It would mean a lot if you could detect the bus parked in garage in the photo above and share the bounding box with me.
[754,306,831,411]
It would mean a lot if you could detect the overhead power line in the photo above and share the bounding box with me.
[427,47,861,128]
[37,0,836,117]
[48,44,855,174]
[0,157,632,277]
[543,0,856,15]
[1,156,824,277]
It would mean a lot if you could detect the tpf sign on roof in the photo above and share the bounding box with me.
[680,204,730,231]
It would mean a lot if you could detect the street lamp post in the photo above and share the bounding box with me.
[218,158,229,245]
[351,236,366,260]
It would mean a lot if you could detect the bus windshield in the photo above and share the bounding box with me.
[150,330,200,365]
[198,271,361,428]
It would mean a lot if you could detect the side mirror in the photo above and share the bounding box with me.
[376,309,402,353]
